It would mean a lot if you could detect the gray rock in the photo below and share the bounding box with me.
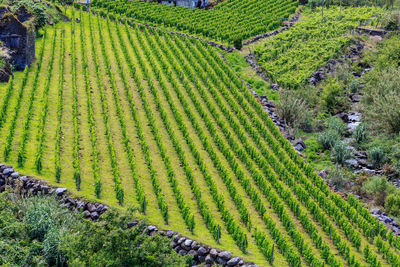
[295,143,305,151]
[205,254,214,264]
[187,249,197,258]
[177,237,186,245]
[198,255,206,263]
[10,172,19,179]
[198,246,208,256]
[178,249,187,256]
[83,210,91,218]
[87,203,96,213]
[345,158,359,168]
[148,225,157,232]
[184,239,193,248]
[216,257,227,265]
[226,257,240,266]
[173,235,180,242]
[55,187,67,196]
[96,204,104,213]
[166,230,176,238]
[210,248,218,258]
[3,167,14,176]
[0,177,4,186]
[90,212,99,220]
[218,250,232,261]
[227,257,241,266]
[370,208,381,215]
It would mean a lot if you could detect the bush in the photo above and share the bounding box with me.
[348,78,361,94]
[304,137,322,161]
[233,38,243,50]
[362,67,400,134]
[385,193,400,216]
[321,78,349,115]
[325,166,347,189]
[353,123,368,144]
[275,90,311,129]
[362,176,396,206]
[381,10,400,31]
[332,141,352,166]
[328,116,347,136]
[318,129,340,150]
[368,146,388,168]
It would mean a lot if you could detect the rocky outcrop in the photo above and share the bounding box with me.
[0,5,35,71]
[0,163,257,267]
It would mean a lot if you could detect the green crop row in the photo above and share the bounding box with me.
[90,0,297,45]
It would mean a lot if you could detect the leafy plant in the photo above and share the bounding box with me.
[275,90,311,129]
[363,176,396,206]
[333,141,352,165]
[328,116,347,137]
[386,193,400,217]
[353,123,368,144]
[318,129,341,150]
[368,146,388,168]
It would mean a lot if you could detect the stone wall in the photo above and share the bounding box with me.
[0,163,258,267]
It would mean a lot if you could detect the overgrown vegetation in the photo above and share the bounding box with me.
[0,192,190,266]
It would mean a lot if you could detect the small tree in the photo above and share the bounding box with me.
[59,0,74,14]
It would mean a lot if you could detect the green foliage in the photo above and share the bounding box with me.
[255,6,380,89]
[353,123,368,144]
[327,117,347,137]
[381,10,400,31]
[363,176,396,205]
[362,67,400,134]
[385,193,400,217]
[318,129,341,150]
[332,141,352,165]
[275,90,311,129]
[368,146,388,167]
[90,0,298,45]
[325,166,347,189]
[0,193,189,266]
[321,78,349,114]
[304,136,323,161]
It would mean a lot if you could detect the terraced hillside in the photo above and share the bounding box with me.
[90,0,298,45]
[1,8,400,266]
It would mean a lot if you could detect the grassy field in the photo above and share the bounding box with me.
[0,8,399,266]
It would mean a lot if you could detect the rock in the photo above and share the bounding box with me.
[318,169,330,179]
[184,239,193,248]
[148,225,157,232]
[173,235,180,243]
[166,230,176,238]
[191,241,200,250]
[96,204,104,213]
[345,159,359,169]
[177,237,186,245]
[55,187,67,196]
[216,257,227,265]
[227,257,241,266]
[370,208,382,215]
[87,203,96,212]
[76,201,85,211]
[3,167,14,176]
[76,18,80,23]
[178,249,187,256]
[218,251,232,261]
[198,255,206,263]
[90,212,99,220]
[83,210,91,218]
[187,249,197,258]
[198,246,208,256]
[0,177,4,186]
[127,221,139,229]
[205,254,214,264]
[10,172,19,179]
[210,248,218,258]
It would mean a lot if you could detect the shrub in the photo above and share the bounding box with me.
[318,129,340,150]
[362,176,396,206]
[348,78,361,94]
[304,137,322,161]
[385,193,400,217]
[368,146,388,168]
[275,90,311,129]
[381,10,400,31]
[332,141,352,166]
[353,123,367,144]
[362,67,400,134]
[325,166,347,189]
[321,78,349,115]
[328,116,347,137]
[233,38,243,50]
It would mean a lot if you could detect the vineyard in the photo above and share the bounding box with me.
[90,0,298,45]
[1,7,400,266]
[254,6,381,89]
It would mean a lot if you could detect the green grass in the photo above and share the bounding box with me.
[0,8,399,266]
